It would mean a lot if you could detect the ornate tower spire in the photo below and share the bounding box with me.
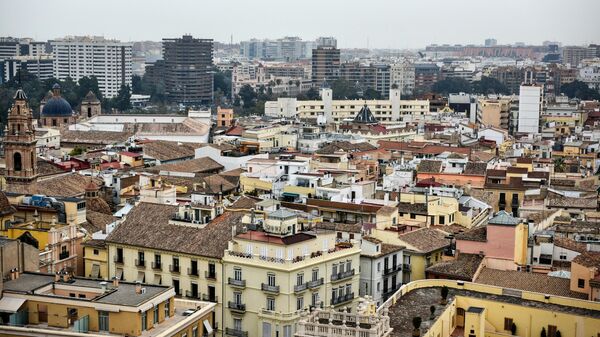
[4,89,38,184]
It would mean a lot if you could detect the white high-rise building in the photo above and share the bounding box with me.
[51,36,132,98]
[517,84,543,134]
[390,61,415,97]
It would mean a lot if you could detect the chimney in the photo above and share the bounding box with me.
[100,281,107,292]
[112,276,119,288]
[55,272,61,282]
[135,281,142,294]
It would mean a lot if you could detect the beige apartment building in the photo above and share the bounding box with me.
[222,209,361,337]
[265,88,429,124]
[478,97,511,129]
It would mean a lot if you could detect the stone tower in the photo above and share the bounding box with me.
[4,89,38,184]
[80,90,101,118]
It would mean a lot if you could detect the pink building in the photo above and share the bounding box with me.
[456,211,528,270]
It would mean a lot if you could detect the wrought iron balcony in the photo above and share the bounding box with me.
[202,294,219,303]
[308,278,324,289]
[261,283,280,294]
[188,268,199,277]
[330,292,355,306]
[225,327,248,337]
[384,264,401,275]
[228,277,246,288]
[294,282,308,293]
[185,290,200,299]
[205,270,217,280]
[135,259,145,267]
[227,301,246,313]
[151,261,162,270]
[331,269,355,282]
[169,264,180,273]
[402,263,411,272]
[113,255,124,264]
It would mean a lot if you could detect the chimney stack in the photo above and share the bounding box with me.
[112,276,119,288]
[135,281,142,294]
[100,281,107,292]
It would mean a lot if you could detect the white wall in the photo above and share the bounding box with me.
[517,85,542,134]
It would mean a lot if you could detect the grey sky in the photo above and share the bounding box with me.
[1,0,599,49]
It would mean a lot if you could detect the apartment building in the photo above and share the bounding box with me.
[162,35,214,105]
[0,271,216,337]
[478,97,511,129]
[222,210,361,337]
[265,88,429,124]
[562,46,596,67]
[105,202,245,335]
[517,84,543,134]
[311,46,340,86]
[390,61,415,97]
[359,237,404,306]
[51,36,132,98]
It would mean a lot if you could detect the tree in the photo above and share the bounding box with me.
[131,75,143,94]
[238,84,257,109]
[305,87,320,100]
[440,285,449,304]
[112,85,132,112]
[553,157,566,173]
[331,79,359,99]
[363,88,381,100]
[412,317,422,337]
[213,69,232,98]
[77,76,103,101]
[561,80,600,100]
[471,76,509,95]
[431,78,472,95]
[69,146,84,156]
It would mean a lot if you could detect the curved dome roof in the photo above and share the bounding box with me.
[41,96,73,117]
[41,83,73,117]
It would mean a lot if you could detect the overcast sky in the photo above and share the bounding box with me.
[1,0,599,49]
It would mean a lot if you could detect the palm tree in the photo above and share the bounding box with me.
[553,157,565,173]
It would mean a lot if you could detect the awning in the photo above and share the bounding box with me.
[0,297,26,313]
[203,320,214,335]
[154,274,162,285]
[91,264,100,279]
[116,268,123,280]
[137,271,145,283]
[282,192,299,197]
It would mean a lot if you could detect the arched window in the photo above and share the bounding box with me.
[13,152,22,171]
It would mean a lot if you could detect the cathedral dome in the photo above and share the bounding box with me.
[41,84,73,117]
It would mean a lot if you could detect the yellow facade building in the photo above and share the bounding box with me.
[222,209,361,337]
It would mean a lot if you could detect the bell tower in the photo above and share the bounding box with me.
[4,89,38,184]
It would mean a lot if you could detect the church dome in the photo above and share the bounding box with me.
[41,84,73,117]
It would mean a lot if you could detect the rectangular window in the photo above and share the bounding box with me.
[141,311,147,331]
[234,268,242,281]
[504,318,513,331]
[297,273,304,286]
[98,311,109,331]
[234,319,242,330]
[268,273,276,286]
[234,292,242,304]
[164,300,170,318]
[312,269,318,281]
[578,278,585,288]
[297,296,304,310]
[312,292,319,307]
[267,297,275,311]
[332,263,338,275]
[548,325,557,337]
[192,326,198,337]
[153,305,159,324]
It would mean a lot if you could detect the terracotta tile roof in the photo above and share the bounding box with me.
[82,239,106,248]
[377,206,398,216]
[475,268,588,299]
[378,141,471,156]
[554,237,587,254]
[0,191,16,216]
[417,160,442,173]
[397,202,428,215]
[572,251,600,269]
[228,195,260,210]
[86,197,112,215]
[463,162,488,175]
[37,160,66,177]
[142,140,201,162]
[145,157,224,174]
[547,195,597,209]
[425,253,484,281]
[397,228,450,254]
[85,210,115,234]
[315,222,363,233]
[60,130,133,145]
[316,141,376,154]
[6,174,103,198]
[456,226,487,242]
[307,199,382,213]
[106,203,244,258]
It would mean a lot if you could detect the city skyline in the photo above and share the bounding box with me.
[1,0,599,49]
